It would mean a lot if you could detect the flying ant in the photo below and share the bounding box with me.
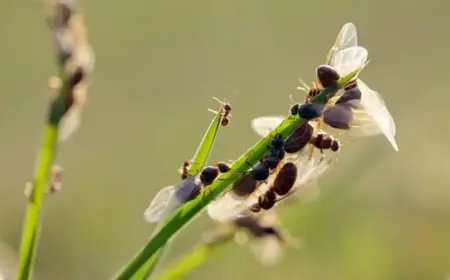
[221,134,286,200]
[249,162,298,212]
[145,163,232,223]
[283,120,341,155]
[207,134,291,222]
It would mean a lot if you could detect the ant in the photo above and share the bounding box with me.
[208,97,232,126]
[249,161,298,212]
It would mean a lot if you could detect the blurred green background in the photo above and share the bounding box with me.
[1,0,450,279]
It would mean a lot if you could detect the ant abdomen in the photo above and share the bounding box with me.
[258,189,277,210]
[316,64,340,88]
[272,162,298,196]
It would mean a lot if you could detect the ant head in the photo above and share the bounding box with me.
[252,164,270,181]
[298,103,323,120]
[290,103,299,116]
[224,103,232,111]
[271,134,284,150]
[200,166,219,186]
[216,162,231,173]
[263,156,280,169]
[331,139,341,151]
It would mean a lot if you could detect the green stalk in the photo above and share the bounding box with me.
[158,244,222,280]
[115,69,359,280]
[130,108,225,279]
[158,235,234,280]
[16,78,69,280]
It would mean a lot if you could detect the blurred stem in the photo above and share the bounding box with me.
[115,69,360,280]
[16,126,59,280]
[16,72,69,280]
[158,235,234,280]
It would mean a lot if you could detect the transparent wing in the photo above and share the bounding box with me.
[251,236,284,266]
[358,80,398,151]
[143,185,177,223]
[288,152,331,200]
[58,107,81,142]
[251,116,284,137]
[331,46,368,78]
[326,23,358,65]
[207,178,272,222]
[143,177,200,223]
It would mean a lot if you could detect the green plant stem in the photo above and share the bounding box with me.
[16,125,58,280]
[158,234,234,280]
[132,109,224,279]
[115,69,359,280]
[16,70,69,280]
[158,244,218,280]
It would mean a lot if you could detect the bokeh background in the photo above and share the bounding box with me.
[1,0,450,279]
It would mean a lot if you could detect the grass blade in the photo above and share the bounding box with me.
[187,108,223,176]
[127,106,225,279]
[115,69,360,280]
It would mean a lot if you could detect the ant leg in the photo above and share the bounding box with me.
[307,144,316,161]
[208,108,219,114]
[212,96,227,105]
[328,129,344,137]
[24,181,34,202]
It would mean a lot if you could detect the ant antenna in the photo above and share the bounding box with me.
[296,78,310,92]
[289,94,295,104]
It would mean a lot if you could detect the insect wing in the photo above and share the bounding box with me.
[250,235,284,266]
[326,23,358,65]
[251,116,284,137]
[207,192,246,222]
[331,46,368,78]
[208,177,272,222]
[143,177,200,223]
[143,185,177,223]
[289,153,331,201]
[358,80,398,151]
[58,106,81,142]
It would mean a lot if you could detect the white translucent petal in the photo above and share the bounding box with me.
[326,22,358,64]
[251,116,285,137]
[143,185,177,223]
[331,46,368,78]
[251,237,283,266]
[358,80,399,151]
[58,107,81,142]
